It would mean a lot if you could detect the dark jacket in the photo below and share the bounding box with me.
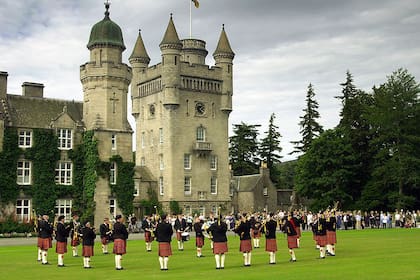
[38,220,53,239]
[234,220,251,240]
[193,221,204,238]
[82,227,96,246]
[55,222,70,242]
[208,221,228,243]
[264,220,277,239]
[156,221,173,243]
[99,223,111,238]
[112,222,128,240]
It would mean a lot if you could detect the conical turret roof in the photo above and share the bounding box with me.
[129,29,150,64]
[213,25,235,59]
[159,14,182,50]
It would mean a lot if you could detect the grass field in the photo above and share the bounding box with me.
[0,228,419,280]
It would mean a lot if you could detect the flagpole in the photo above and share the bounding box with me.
[189,0,192,38]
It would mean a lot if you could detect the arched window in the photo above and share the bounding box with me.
[196,126,206,142]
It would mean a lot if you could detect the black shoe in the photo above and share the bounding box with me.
[216,267,220,270]
[42,262,50,265]
[221,267,224,269]
[289,259,296,262]
[269,262,276,265]
[318,257,325,259]
[84,266,92,269]
[116,267,124,270]
[103,252,109,255]
[58,264,65,267]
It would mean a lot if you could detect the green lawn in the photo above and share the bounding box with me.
[0,228,419,280]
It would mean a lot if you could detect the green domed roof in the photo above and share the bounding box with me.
[87,5,125,50]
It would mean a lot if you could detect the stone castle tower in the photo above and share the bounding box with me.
[80,3,133,224]
[130,15,235,215]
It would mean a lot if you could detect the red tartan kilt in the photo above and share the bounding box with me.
[213,242,228,254]
[158,242,172,257]
[71,239,80,247]
[144,231,154,243]
[40,238,52,250]
[287,235,298,249]
[56,241,67,254]
[265,239,277,252]
[327,231,337,244]
[176,232,182,241]
[113,239,127,255]
[251,231,261,238]
[82,245,94,257]
[296,227,302,238]
[316,235,328,247]
[239,239,252,252]
[195,236,204,248]
[101,237,108,245]
[37,237,42,248]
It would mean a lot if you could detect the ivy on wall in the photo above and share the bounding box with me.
[0,128,20,205]
[108,155,135,217]
[25,129,60,215]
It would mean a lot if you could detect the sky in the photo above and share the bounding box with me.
[1,0,420,161]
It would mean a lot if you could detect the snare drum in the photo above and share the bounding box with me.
[181,232,190,241]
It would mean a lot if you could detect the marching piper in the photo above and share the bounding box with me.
[155,213,173,271]
[39,215,53,265]
[283,213,298,262]
[326,211,337,256]
[82,221,96,269]
[174,214,187,251]
[113,215,128,270]
[207,213,228,269]
[315,212,328,259]
[99,218,112,254]
[263,213,278,264]
[193,216,205,257]
[142,215,155,252]
[234,213,252,267]
[69,213,81,257]
[55,215,70,267]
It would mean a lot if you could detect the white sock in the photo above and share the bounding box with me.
[320,247,325,258]
[177,241,181,249]
[72,247,78,256]
[215,254,221,268]
[58,254,63,266]
[289,249,296,260]
[221,254,225,268]
[256,239,260,247]
[331,245,336,255]
[163,257,168,269]
[272,252,276,263]
[115,255,122,268]
[211,241,214,249]
[248,252,252,265]
[37,248,42,261]
[297,238,300,248]
[83,257,87,267]
[243,253,247,265]
[159,257,164,269]
[42,251,47,264]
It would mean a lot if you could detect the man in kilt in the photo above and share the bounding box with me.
[234,213,252,267]
[99,218,112,254]
[193,216,205,258]
[263,213,278,264]
[315,212,328,259]
[250,216,262,249]
[283,213,298,262]
[155,214,173,271]
[55,215,71,267]
[142,215,155,252]
[69,213,81,257]
[326,211,337,256]
[39,215,53,265]
[207,214,228,269]
[174,214,187,251]
[82,221,96,268]
[113,215,128,270]
[35,215,42,262]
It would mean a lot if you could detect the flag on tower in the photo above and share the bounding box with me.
[192,0,199,8]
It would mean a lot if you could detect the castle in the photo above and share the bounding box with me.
[0,3,236,226]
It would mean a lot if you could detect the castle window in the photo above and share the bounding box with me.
[211,205,217,215]
[55,199,72,222]
[17,160,31,185]
[140,157,146,166]
[184,176,192,195]
[159,177,164,195]
[16,199,31,222]
[174,56,177,65]
[159,154,164,170]
[55,161,72,185]
[210,155,217,170]
[18,130,32,148]
[58,129,72,150]
[210,176,217,194]
[111,134,117,150]
[198,191,206,200]
[110,162,117,185]
[109,199,117,218]
[159,128,163,144]
[134,181,140,197]
[184,154,191,169]
[199,205,205,216]
[263,186,268,196]
[196,126,206,142]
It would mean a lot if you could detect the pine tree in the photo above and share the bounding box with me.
[290,83,323,154]
[229,122,260,176]
[259,113,282,182]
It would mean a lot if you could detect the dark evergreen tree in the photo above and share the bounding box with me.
[290,83,323,154]
[259,113,282,182]
[361,69,420,210]
[229,122,260,176]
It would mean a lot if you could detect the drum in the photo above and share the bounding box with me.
[181,232,190,241]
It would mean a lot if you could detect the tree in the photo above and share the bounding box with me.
[295,128,359,210]
[276,160,297,189]
[229,122,260,176]
[290,83,323,154]
[361,69,420,210]
[259,113,282,182]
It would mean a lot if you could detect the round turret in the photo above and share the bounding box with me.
[87,3,125,50]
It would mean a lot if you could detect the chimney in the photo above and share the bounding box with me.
[22,82,44,98]
[0,71,8,99]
